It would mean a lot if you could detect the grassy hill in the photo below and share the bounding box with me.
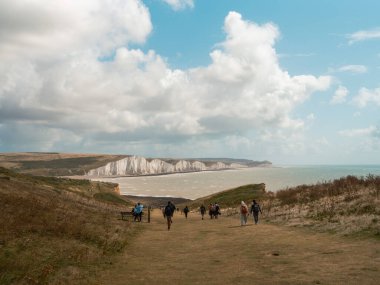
[0,167,135,285]
[182,183,267,209]
[260,175,380,238]
[180,175,380,238]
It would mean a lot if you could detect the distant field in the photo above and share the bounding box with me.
[0,152,127,176]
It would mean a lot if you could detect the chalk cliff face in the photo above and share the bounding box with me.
[86,156,238,177]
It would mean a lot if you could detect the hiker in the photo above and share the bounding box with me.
[171,202,176,215]
[208,203,213,219]
[183,206,189,219]
[215,203,220,218]
[134,202,144,222]
[240,201,249,226]
[200,205,206,220]
[164,201,175,230]
[132,204,137,221]
[250,200,263,224]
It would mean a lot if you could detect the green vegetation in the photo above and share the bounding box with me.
[186,183,267,209]
[94,192,130,205]
[0,167,134,285]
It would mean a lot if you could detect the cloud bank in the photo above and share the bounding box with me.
[0,3,331,156]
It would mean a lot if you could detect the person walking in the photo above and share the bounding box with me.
[183,206,189,219]
[200,204,206,220]
[164,201,175,230]
[250,200,263,224]
[208,203,213,219]
[134,202,144,222]
[240,201,249,226]
[215,203,220,219]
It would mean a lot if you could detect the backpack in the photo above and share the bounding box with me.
[252,204,260,213]
[164,205,172,216]
[241,206,248,214]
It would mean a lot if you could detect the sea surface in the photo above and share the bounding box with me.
[91,165,380,200]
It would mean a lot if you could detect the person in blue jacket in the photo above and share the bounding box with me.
[134,202,144,222]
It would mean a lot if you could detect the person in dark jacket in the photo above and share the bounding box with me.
[250,200,263,224]
[183,206,189,219]
[200,205,206,220]
[164,201,175,230]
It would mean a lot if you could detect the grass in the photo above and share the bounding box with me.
[94,192,130,205]
[184,183,267,209]
[0,167,134,285]
[263,175,380,238]
[96,210,380,285]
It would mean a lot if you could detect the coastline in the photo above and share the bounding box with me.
[87,165,380,200]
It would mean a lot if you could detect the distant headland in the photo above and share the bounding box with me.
[0,152,271,177]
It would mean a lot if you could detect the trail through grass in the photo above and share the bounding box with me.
[98,210,380,285]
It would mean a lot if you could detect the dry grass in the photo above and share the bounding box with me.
[0,167,135,285]
[97,210,380,285]
[262,175,380,238]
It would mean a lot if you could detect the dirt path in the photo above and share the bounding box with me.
[98,210,380,285]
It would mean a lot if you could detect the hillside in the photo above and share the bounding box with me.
[183,183,267,209]
[0,152,127,176]
[1,167,380,284]
[262,175,380,237]
[179,176,380,238]
[0,167,135,284]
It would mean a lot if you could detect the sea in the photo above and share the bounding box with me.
[91,165,380,200]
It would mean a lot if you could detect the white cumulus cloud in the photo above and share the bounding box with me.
[0,7,332,153]
[353,87,380,108]
[330,86,349,104]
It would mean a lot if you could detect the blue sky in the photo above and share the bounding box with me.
[0,0,379,164]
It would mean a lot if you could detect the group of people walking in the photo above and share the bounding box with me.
[130,199,262,230]
[240,200,262,226]
[160,199,262,230]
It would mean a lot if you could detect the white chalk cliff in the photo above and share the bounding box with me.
[86,156,244,177]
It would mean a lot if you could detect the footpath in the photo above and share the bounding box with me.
[98,209,380,285]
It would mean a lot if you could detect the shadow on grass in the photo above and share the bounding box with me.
[228,224,255,228]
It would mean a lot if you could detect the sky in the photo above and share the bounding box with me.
[0,0,379,165]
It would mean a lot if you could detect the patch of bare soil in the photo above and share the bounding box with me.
[97,210,380,285]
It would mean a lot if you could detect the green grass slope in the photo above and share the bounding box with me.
[184,183,267,209]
